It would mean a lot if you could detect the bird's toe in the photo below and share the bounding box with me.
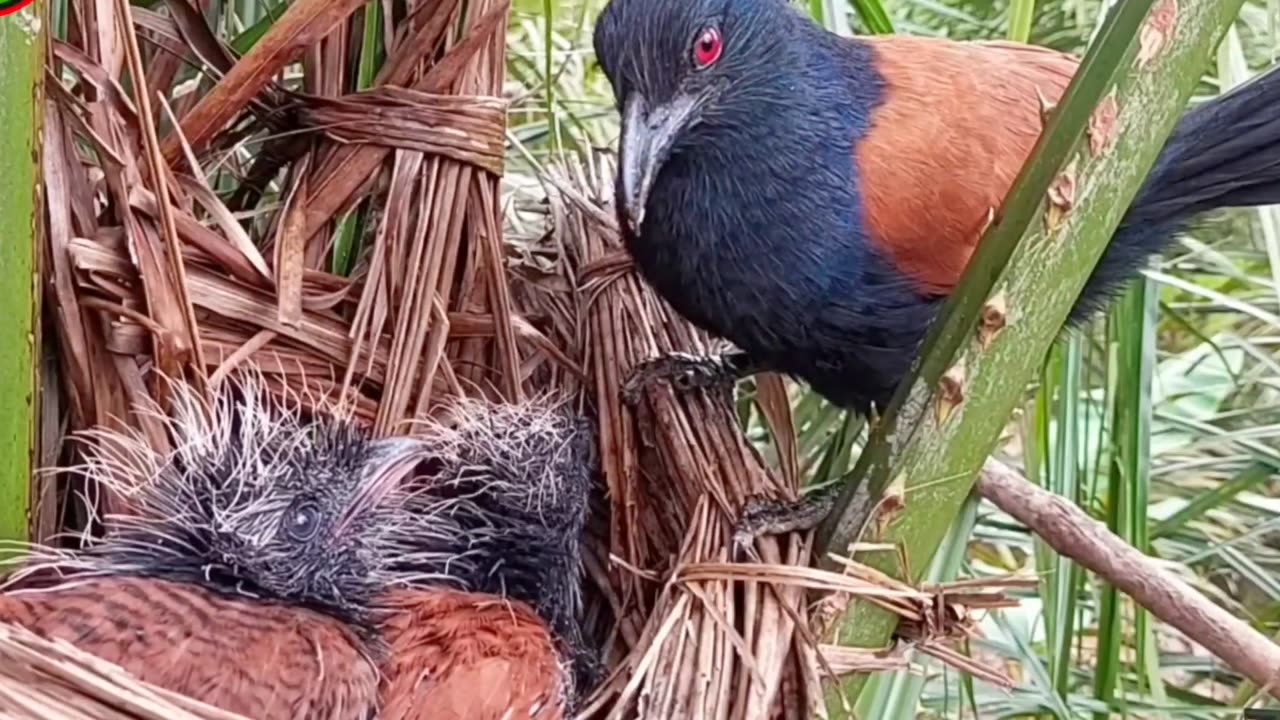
[620,352,740,406]
[731,485,842,550]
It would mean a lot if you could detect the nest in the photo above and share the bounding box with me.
[21,0,1027,716]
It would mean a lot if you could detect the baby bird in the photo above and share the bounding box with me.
[0,374,596,719]
[379,397,598,719]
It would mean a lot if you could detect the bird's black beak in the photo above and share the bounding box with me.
[619,92,697,233]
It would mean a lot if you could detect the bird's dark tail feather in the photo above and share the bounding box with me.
[1073,62,1280,322]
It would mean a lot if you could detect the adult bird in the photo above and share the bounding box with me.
[0,375,594,720]
[593,0,1280,416]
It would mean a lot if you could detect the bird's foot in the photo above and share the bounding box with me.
[621,351,749,406]
[731,482,842,551]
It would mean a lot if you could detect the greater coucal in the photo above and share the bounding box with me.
[593,0,1280,415]
[1,376,594,719]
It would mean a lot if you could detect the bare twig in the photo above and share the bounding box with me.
[978,457,1280,699]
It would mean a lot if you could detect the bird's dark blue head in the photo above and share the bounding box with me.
[593,0,816,231]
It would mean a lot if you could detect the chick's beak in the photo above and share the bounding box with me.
[337,437,431,533]
[618,92,697,233]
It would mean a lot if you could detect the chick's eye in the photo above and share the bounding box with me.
[284,502,322,542]
[692,26,722,68]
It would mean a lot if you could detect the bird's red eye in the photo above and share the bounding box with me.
[692,27,722,68]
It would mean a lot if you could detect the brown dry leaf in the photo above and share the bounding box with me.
[674,557,1023,690]
[41,0,528,541]
[297,0,510,244]
[297,89,507,175]
[158,0,236,76]
[159,0,370,162]
[817,644,911,675]
[272,157,310,328]
[871,473,909,540]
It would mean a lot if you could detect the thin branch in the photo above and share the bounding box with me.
[978,458,1280,700]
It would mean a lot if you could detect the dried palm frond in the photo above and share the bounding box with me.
[41,0,545,534]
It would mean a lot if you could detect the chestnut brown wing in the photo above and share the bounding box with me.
[378,589,566,720]
[0,575,379,720]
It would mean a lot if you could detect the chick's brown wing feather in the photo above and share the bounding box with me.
[0,575,379,720]
[378,589,566,720]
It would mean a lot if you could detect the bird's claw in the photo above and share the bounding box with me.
[730,485,842,557]
[621,352,741,406]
